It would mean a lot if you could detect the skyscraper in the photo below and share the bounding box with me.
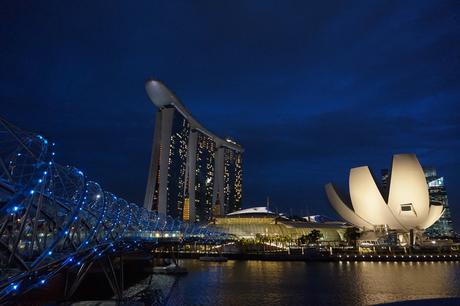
[423,168,454,238]
[144,79,243,222]
[381,166,454,237]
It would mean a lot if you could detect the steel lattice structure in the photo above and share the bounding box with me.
[0,117,228,301]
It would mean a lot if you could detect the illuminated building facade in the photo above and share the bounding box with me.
[421,168,453,237]
[166,109,190,218]
[144,79,243,222]
[424,169,454,237]
[223,147,243,214]
[183,197,190,221]
[193,131,216,222]
[208,207,347,241]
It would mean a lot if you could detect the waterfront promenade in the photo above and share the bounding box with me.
[153,248,460,262]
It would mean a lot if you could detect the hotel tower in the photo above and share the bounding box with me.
[143,79,243,222]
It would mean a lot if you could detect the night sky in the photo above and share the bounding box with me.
[1,1,459,231]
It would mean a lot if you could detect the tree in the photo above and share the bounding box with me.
[299,229,323,245]
[344,227,361,248]
[308,229,322,244]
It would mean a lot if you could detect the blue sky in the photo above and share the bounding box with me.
[1,1,459,230]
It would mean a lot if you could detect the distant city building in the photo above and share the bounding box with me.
[144,79,243,221]
[424,169,454,237]
[382,167,454,238]
[325,154,444,245]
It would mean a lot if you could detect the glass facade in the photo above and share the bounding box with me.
[424,168,454,238]
[165,109,190,218]
[194,131,216,222]
[223,148,243,214]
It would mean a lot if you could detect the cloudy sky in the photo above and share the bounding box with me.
[1,1,459,230]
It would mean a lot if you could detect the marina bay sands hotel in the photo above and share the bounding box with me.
[143,79,243,222]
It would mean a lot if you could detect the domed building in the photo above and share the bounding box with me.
[325,154,444,244]
[207,206,347,243]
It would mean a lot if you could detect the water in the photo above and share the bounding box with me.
[153,260,460,306]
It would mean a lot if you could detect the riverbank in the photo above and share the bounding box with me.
[154,251,460,262]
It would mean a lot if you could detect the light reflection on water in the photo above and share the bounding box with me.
[163,260,460,306]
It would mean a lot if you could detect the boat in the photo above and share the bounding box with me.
[152,263,188,275]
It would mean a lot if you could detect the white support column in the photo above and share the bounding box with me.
[144,111,162,210]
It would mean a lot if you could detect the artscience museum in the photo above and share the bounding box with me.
[325,154,445,245]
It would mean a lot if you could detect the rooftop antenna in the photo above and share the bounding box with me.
[266,196,270,209]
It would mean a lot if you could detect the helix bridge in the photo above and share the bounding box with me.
[0,117,228,302]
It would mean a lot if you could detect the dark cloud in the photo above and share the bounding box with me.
[1,0,459,230]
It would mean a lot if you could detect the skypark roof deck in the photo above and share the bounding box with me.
[145,79,243,152]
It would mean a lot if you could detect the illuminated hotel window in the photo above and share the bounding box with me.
[183,197,190,221]
[165,110,190,218]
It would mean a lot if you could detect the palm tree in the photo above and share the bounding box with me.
[344,227,361,248]
[299,230,323,245]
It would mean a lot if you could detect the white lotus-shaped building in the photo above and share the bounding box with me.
[325,154,444,232]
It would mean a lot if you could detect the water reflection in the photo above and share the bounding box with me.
[160,260,460,306]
